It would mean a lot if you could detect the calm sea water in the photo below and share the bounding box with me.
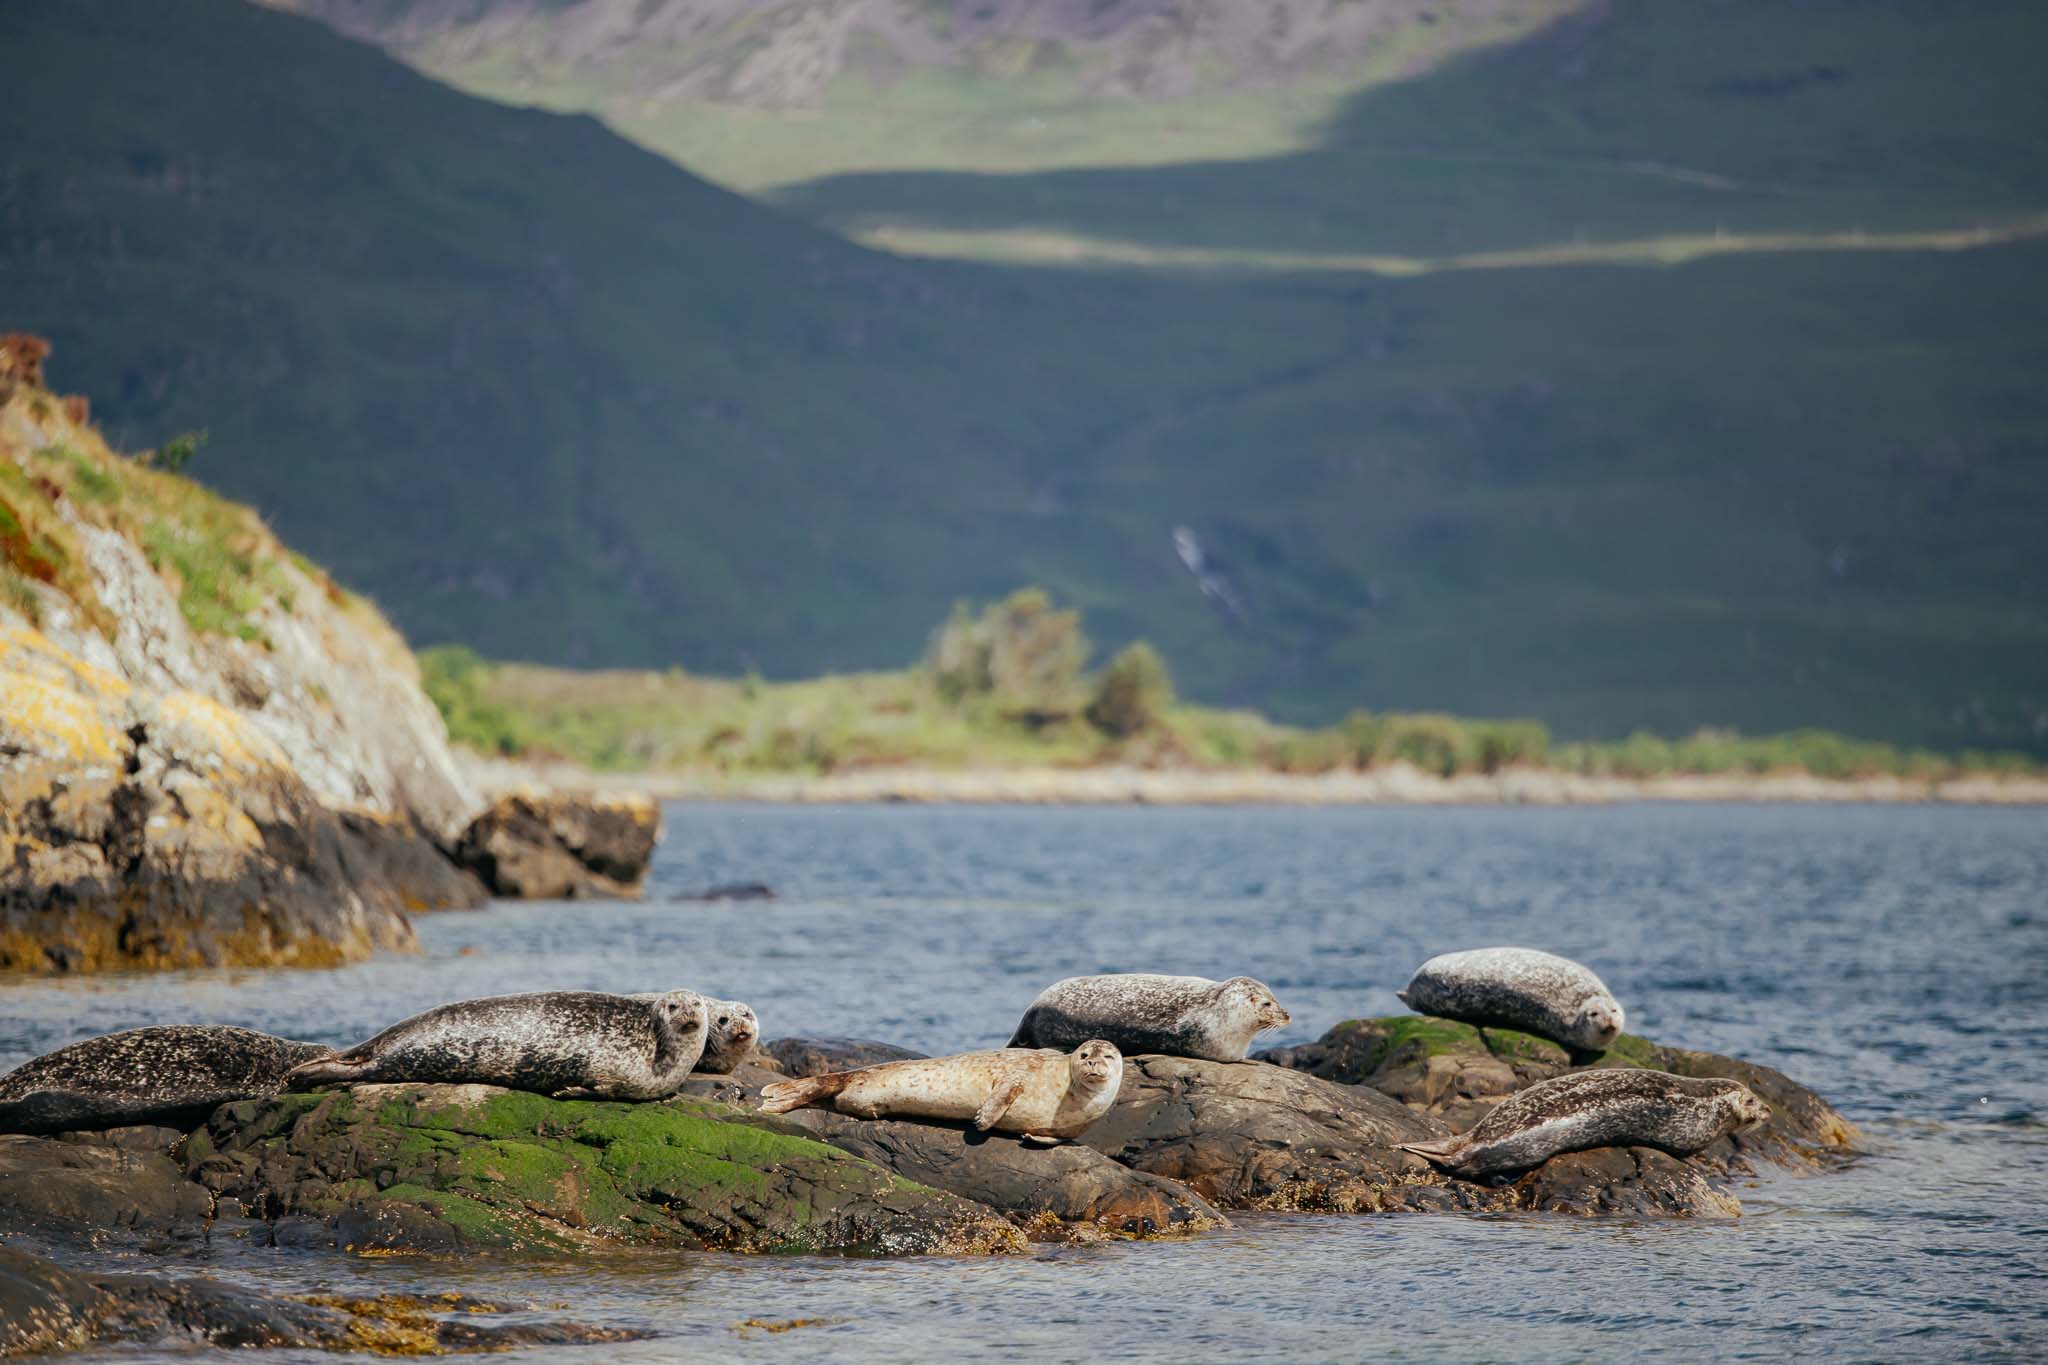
[3,803,2044,1361]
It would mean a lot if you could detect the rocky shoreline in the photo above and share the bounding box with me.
[462,752,2048,807]
[0,1016,1857,1355]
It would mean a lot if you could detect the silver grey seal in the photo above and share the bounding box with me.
[286,991,708,1100]
[1006,973,1291,1063]
[1399,1068,1771,1177]
[1398,947,1625,1051]
[0,1026,335,1135]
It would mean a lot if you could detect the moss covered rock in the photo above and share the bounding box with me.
[186,1084,1023,1256]
[1260,1015,1857,1175]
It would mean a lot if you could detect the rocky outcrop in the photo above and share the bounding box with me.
[450,791,659,900]
[777,1106,1224,1239]
[1259,1015,1859,1175]
[182,1084,1023,1256]
[0,626,483,973]
[0,1129,213,1244]
[0,1245,644,1357]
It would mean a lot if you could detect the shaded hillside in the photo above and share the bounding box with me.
[5,0,2046,755]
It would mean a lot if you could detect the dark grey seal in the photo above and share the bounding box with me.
[1006,973,1291,1063]
[1399,1068,1772,1177]
[286,990,708,1100]
[0,1026,334,1135]
[1398,947,1625,1051]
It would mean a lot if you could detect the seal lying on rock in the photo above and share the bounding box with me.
[0,1026,334,1135]
[759,1041,1124,1144]
[1397,948,1625,1052]
[1006,974,1290,1063]
[1398,1068,1772,1178]
[286,991,708,1100]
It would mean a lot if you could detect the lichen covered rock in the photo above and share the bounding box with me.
[0,625,482,974]
[184,1083,1023,1256]
[451,791,660,899]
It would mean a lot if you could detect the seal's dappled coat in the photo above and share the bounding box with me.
[1399,1068,1772,1177]
[286,990,708,1100]
[758,1041,1124,1142]
[1398,948,1625,1052]
[694,998,760,1074]
[1007,974,1290,1062]
[0,1026,334,1134]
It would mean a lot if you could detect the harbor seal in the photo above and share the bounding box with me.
[1398,947,1625,1052]
[758,1040,1123,1144]
[630,992,758,1074]
[1399,1068,1772,1178]
[0,1026,334,1135]
[286,991,709,1100]
[695,998,760,1074]
[1006,973,1290,1062]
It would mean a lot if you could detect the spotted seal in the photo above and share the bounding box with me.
[693,998,760,1074]
[758,1040,1123,1144]
[1397,947,1625,1052]
[1399,1068,1772,1177]
[1005,973,1290,1063]
[0,1026,335,1135]
[286,991,708,1100]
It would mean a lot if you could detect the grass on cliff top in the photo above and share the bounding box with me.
[0,376,353,646]
[422,589,2041,782]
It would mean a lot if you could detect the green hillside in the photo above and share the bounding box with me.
[4,0,2046,755]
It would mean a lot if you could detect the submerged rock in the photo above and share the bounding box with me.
[0,627,482,975]
[184,1083,1022,1256]
[451,791,660,900]
[0,1245,645,1356]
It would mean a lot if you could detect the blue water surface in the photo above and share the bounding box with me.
[2,803,2043,1361]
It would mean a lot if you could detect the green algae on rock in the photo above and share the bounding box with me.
[185,1084,1025,1256]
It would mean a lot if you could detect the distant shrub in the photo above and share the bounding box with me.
[1087,640,1174,738]
[927,587,1088,712]
[154,429,208,474]
[419,644,528,755]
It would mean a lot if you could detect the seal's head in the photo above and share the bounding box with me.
[1066,1039,1123,1093]
[1569,996,1625,1051]
[1223,976,1292,1035]
[649,990,709,1051]
[700,999,760,1072]
[1716,1081,1773,1133]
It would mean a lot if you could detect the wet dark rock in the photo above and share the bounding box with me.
[0,1133,213,1244]
[186,1083,1022,1256]
[762,1036,928,1078]
[0,1245,647,1355]
[450,792,660,900]
[1079,1055,1452,1212]
[776,1107,1225,1239]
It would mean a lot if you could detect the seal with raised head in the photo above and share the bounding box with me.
[1397,947,1625,1052]
[0,1026,335,1135]
[695,998,760,1074]
[1006,973,1290,1063]
[1399,1068,1772,1178]
[758,1040,1123,1144]
[286,991,708,1101]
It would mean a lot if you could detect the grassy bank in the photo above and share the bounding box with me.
[423,591,2038,785]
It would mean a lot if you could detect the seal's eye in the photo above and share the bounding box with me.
[718,1015,730,1025]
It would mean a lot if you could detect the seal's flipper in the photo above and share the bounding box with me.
[1019,1133,1067,1147]
[1004,1010,1037,1050]
[1394,989,1411,1006]
[973,1078,1027,1131]
[759,1073,850,1115]
[283,1051,374,1091]
[1396,1137,1464,1168]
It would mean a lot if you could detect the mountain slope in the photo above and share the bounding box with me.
[4,0,2046,754]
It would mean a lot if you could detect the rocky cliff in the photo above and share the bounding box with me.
[0,336,649,972]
